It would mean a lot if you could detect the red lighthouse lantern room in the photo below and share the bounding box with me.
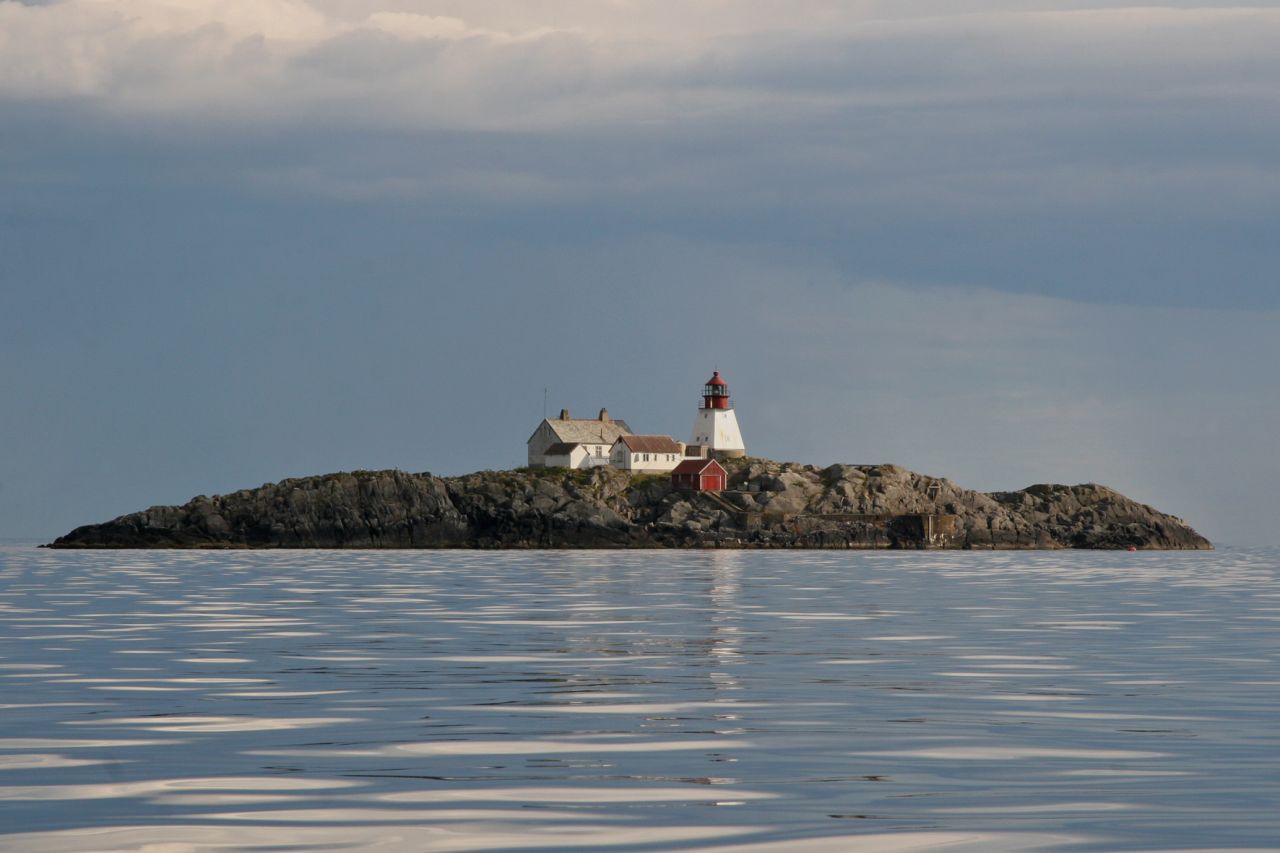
[702,371,731,410]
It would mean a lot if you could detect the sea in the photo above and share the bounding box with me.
[0,544,1277,852]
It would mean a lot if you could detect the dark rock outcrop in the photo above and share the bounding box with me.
[47,460,1211,550]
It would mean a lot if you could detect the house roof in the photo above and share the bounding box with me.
[616,435,681,454]
[530,417,633,447]
[671,458,727,476]
[543,442,582,456]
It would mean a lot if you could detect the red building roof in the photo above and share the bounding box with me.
[705,371,728,387]
[671,458,727,476]
[617,435,682,454]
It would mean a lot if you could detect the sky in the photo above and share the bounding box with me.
[2,0,1278,546]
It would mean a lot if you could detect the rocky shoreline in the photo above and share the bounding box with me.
[47,459,1211,550]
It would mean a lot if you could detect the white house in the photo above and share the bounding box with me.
[528,408,632,468]
[610,435,684,472]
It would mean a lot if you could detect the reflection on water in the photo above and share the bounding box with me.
[0,546,1278,851]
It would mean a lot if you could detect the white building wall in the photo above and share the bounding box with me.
[542,445,590,469]
[582,443,611,466]
[632,451,683,472]
[609,443,682,472]
[528,422,557,466]
[691,409,746,457]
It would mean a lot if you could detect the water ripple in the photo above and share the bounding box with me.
[0,545,1278,850]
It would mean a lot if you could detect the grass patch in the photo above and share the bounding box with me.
[515,466,594,485]
[627,473,669,489]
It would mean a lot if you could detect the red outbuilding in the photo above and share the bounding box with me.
[671,458,728,492]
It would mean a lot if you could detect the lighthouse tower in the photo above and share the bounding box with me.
[691,371,746,459]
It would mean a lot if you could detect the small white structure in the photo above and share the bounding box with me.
[541,443,594,469]
[610,435,684,472]
[690,371,746,459]
[528,408,632,468]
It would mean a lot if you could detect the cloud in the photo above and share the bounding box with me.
[4,1,1279,251]
[0,0,541,120]
[3,2,1280,131]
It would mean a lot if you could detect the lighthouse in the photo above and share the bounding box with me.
[690,371,746,459]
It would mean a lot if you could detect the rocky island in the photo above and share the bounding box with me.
[48,459,1210,550]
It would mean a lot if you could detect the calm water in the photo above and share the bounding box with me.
[0,545,1277,852]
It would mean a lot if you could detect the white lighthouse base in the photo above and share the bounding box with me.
[692,408,746,459]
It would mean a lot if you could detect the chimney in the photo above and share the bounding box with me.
[598,408,610,422]
[559,408,570,420]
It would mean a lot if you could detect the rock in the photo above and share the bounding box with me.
[46,460,1212,551]
[758,476,787,492]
